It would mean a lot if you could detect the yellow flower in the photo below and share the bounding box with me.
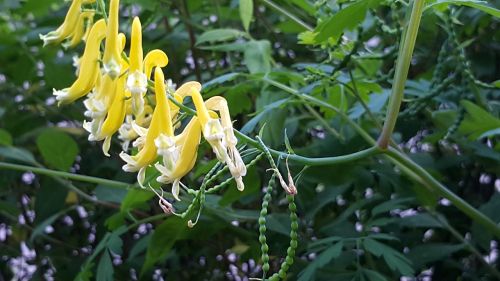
[187,88,247,191]
[62,10,95,49]
[155,116,202,201]
[40,0,84,46]
[102,0,121,79]
[53,19,107,105]
[127,17,146,115]
[205,96,247,190]
[83,33,127,144]
[120,66,172,186]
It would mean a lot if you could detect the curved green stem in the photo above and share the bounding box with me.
[386,147,500,238]
[378,0,425,148]
[259,0,313,31]
[0,162,131,189]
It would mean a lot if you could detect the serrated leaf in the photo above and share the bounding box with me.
[302,0,383,44]
[36,129,78,171]
[120,188,154,213]
[459,100,500,139]
[239,0,253,31]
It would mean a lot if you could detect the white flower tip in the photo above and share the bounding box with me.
[235,177,245,191]
[172,180,181,201]
[102,136,111,157]
[103,60,121,79]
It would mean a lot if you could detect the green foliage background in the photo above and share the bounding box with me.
[0,0,499,280]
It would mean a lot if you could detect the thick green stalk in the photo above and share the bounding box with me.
[0,162,131,189]
[386,148,500,238]
[378,0,425,148]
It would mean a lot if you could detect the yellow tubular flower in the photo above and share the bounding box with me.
[53,19,107,105]
[102,0,121,79]
[63,10,95,49]
[181,87,246,191]
[155,117,202,201]
[205,96,247,191]
[99,69,128,156]
[143,50,169,80]
[83,33,126,141]
[40,0,83,46]
[120,67,172,186]
[169,81,201,120]
[127,17,146,116]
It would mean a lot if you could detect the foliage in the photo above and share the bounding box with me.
[1,0,500,280]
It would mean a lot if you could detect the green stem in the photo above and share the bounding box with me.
[0,162,131,189]
[259,0,313,31]
[236,131,380,166]
[377,0,425,149]
[386,147,500,238]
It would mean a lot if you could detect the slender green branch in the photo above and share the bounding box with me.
[378,0,425,149]
[235,131,381,166]
[259,0,313,31]
[0,162,132,189]
[386,147,500,238]
[167,94,380,166]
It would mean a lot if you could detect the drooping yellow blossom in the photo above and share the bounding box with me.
[53,19,107,105]
[40,0,84,46]
[118,105,153,151]
[127,17,146,116]
[186,87,247,191]
[83,33,126,144]
[155,116,202,201]
[62,10,95,49]
[102,0,121,79]
[120,67,172,186]
[205,96,247,190]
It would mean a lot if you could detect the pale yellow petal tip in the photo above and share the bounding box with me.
[235,177,245,191]
[103,59,121,79]
[172,180,181,201]
[102,136,112,157]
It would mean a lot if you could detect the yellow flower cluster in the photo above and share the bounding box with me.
[41,0,247,202]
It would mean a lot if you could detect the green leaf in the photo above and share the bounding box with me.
[301,0,383,44]
[96,250,114,281]
[219,166,259,206]
[0,128,12,146]
[30,206,74,242]
[459,100,500,139]
[408,243,466,268]
[243,40,271,74]
[426,0,500,18]
[120,188,154,213]
[142,216,188,274]
[239,0,253,31]
[363,238,415,276]
[0,146,37,164]
[298,241,344,281]
[36,129,79,171]
[196,29,246,45]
